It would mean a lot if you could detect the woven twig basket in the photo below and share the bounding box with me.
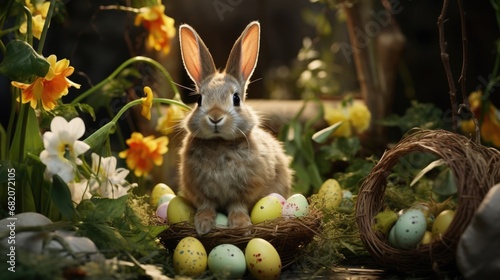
[356,129,500,273]
[157,210,322,267]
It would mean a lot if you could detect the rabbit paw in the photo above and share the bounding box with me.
[194,209,216,235]
[228,212,252,229]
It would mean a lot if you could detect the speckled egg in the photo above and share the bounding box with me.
[250,195,283,224]
[215,212,229,227]
[318,179,343,209]
[173,237,207,276]
[156,193,176,208]
[245,238,282,280]
[150,183,175,207]
[208,244,246,278]
[282,194,309,217]
[392,208,427,249]
[167,196,195,225]
[156,201,170,221]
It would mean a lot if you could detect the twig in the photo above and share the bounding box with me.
[437,0,458,132]
[456,0,480,143]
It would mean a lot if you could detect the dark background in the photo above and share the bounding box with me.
[1,0,499,138]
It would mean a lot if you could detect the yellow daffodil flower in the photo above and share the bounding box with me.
[156,104,185,135]
[141,86,154,120]
[119,132,169,177]
[323,99,371,138]
[460,90,500,147]
[349,101,372,134]
[19,0,51,39]
[11,55,81,111]
[134,3,176,54]
[324,105,352,137]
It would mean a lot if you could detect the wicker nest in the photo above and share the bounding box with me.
[356,129,500,273]
[157,210,322,267]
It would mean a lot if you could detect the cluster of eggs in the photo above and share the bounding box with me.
[374,206,456,250]
[173,236,282,279]
[151,183,316,226]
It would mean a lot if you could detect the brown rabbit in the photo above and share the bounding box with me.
[178,21,293,235]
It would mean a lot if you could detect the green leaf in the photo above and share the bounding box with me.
[410,159,446,187]
[84,121,115,150]
[312,121,343,144]
[0,40,50,82]
[74,103,96,121]
[433,168,458,196]
[51,175,79,220]
[10,106,43,162]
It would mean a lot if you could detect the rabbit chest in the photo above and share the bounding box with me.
[179,128,288,207]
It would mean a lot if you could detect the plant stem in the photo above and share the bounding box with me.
[21,5,33,46]
[37,0,56,54]
[71,56,181,105]
[437,0,458,132]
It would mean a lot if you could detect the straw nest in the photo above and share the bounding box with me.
[157,210,322,267]
[356,129,500,273]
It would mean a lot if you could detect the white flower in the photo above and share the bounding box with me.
[90,153,135,199]
[40,116,90,183]
[67,179,92,205]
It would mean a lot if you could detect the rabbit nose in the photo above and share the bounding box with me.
[209,117,224,124]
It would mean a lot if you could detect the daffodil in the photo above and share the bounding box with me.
[67,179,92,205]
[19,0,51,39]
[39,116,90,183]
[349,101,371,134]
[156,104,185,135]
[134,3,176,54]
[11,55,81,111]
[119,132,169,177]
[90,153,136,199]
[461,90,500,147]
[324,105,352,137]
[141,86,154,120]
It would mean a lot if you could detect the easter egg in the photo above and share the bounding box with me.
[432,210,455,238]
[419,230,433,245]
[282,194,309,218]
[245,238,282,280]
[215,212,229,227]
[250,195,282,224]
[156,193,176,208]
[156,201,170,221]
[318,179,343,209]
[268,193,286,206]
[173,237,207,276]
[208,244,246,278]
[167,196,195,224]
[150,183,175,207]
[392,208,427,249]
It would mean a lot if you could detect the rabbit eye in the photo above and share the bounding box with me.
[233,93,240,106]
[197,95,202,106]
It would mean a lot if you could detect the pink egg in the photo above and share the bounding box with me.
[156,201,170,221]
[268,193,286,206]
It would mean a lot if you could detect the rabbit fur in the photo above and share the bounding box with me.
[178,21,293,235]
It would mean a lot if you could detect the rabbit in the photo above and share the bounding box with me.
[178,21,293,236]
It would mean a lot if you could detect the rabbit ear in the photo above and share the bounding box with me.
[225,21,260,83]
[179,24,217,86]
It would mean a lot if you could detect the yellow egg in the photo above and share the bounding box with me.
[173,237,207,276]
[167,196,195,224]
[245,238,281,280]
[432,209,455,238]
[150,183,175,207]
[419,231,433,245]
[318,179,343,209]
[250,196,283,224]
